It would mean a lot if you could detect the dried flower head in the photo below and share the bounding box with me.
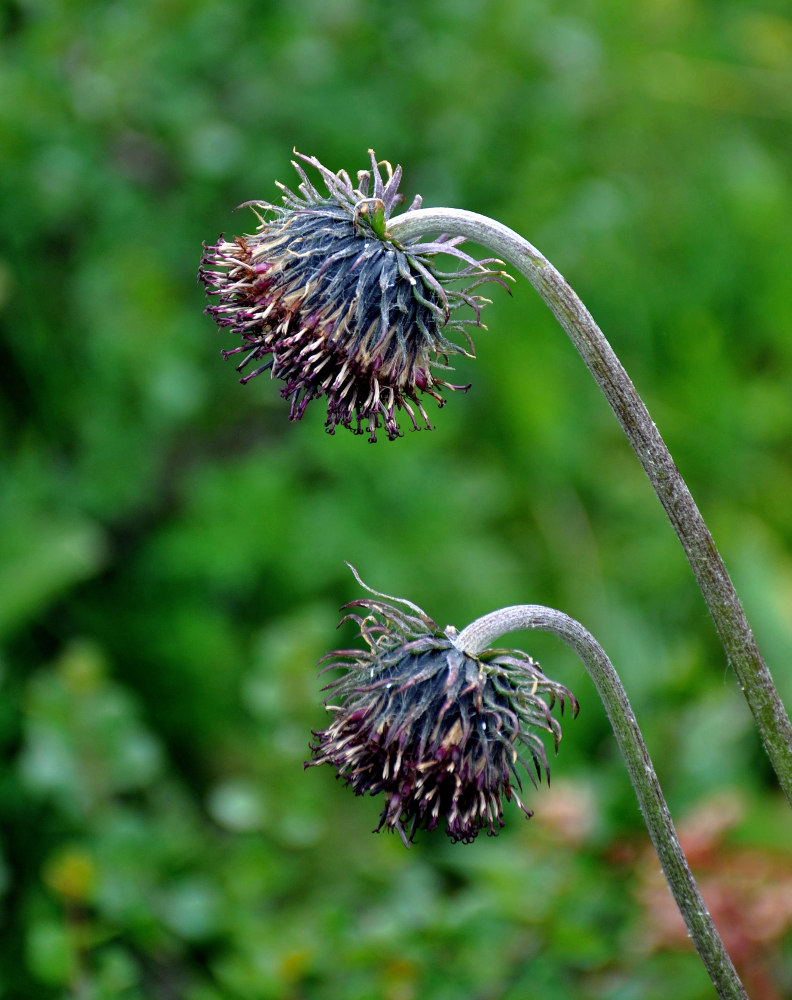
[199,150,510,442]
[306,574,577,846]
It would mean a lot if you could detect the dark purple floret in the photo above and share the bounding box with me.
[200,150,511,442]
[306,585,577,846]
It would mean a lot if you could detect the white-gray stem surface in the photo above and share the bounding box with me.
[388,207,792,805]
[455,605,748,1000]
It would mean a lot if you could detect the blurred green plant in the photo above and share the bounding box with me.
[3,0,792,997]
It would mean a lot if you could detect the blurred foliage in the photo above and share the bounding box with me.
[2,0,792,996]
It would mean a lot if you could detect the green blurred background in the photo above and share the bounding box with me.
[2,0,792,997]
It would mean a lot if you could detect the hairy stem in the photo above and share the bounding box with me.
[454,605,748,1000]
[388,207,792,805]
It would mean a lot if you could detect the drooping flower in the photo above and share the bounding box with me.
[306,575,577,846]
[199,150,510,442]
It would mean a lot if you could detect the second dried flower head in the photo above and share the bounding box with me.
[306,579,577,846]
[200,150,509,442]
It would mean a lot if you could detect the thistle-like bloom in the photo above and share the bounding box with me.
[199,150,510,442]
[306,580,577,846]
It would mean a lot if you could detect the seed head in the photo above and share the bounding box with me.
[199,150,510,442]
[306,576,577,846]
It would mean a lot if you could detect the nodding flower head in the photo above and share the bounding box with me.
[199,150,510,442]
[306,573,577,846]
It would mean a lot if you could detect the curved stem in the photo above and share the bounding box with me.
[454,605,748,1000]
[388,207,792,805]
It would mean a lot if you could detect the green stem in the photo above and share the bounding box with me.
[454,605,748,1000]
[388,207,792,806]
